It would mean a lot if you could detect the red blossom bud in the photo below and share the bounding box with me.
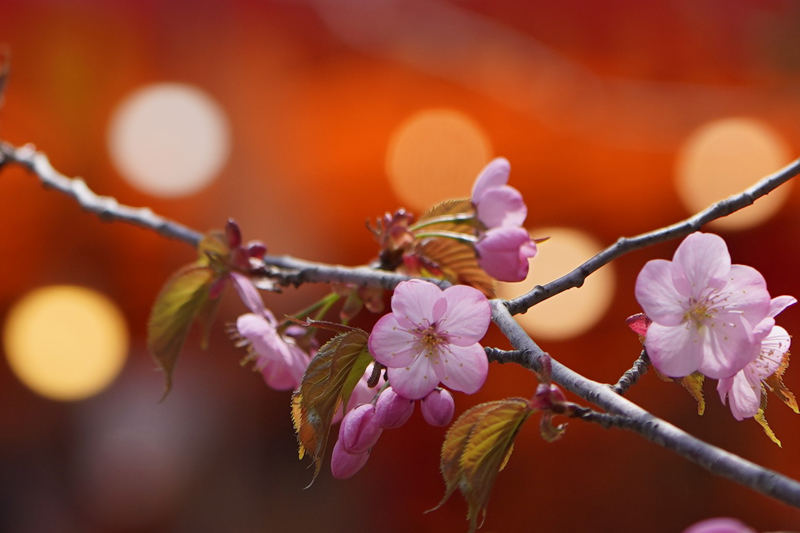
[225,218,242,248]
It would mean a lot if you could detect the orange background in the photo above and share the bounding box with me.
[2,1,800,531]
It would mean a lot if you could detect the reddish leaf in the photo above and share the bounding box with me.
[147,265,220,399]
[436,398,533,532]
[291,328,374,484]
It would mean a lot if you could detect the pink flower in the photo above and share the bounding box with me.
[368,280,491,400]
[475,226,537,282]
[420,388,455,427]
[339,403,383,454]
[471,158,527,229]
[683,517,756,533]
[635,232,771,379]
[235,311,310,390]
[718,296,796,420]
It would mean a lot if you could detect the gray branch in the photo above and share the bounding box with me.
[611,350,650,396]
[491,300,800,509]
[505,157,800,315]
[0,141,204,247]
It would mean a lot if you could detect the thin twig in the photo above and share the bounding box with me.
[611,350,651,396]
[505,157,800,315]
[0,141,204,246]
[490,300,800,509]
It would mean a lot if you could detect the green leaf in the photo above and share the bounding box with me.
[147,264,220,400]
[435,398,533,532]
[291,328,374,484]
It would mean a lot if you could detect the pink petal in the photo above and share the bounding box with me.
[476,226,536,282]
[718,371,761,420]
[769,295,797,318]
[330,439,370,479]
[476,185,527,228]
[719,265,770,327]
[368,314,418,368]
[433,343,488,394]
[237,314,283,362]
[645,322,705,377]
[754,325,790,380]
[696,316,757,379]
[471,157,510,203]
[634,260,687,326]
[683,517,756,533]
[438,285,491,346]
[390,279,444,329]
[671,233,731,295]
[387,355,439,400]
[230,272,265,315]
[261,342,309,390]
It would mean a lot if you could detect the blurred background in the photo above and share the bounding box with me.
[1,0,800,531]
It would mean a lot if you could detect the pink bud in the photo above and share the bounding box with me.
[373,387,415,429]
[421,388,455,427]
[330,439,370,479]
[246,240,267,258]
[476,226,537,282]
[531,383,566,411]
[340,404,383,454]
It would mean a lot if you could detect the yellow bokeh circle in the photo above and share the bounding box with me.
[386,109,492,213]
[3,286,129,401]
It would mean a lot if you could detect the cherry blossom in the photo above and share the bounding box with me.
[373,387,415,429]
[475,226,537,282]
[471,157,527,229]
[682,517,756,533]
[339,403,383,454]
[330,439,370,479]
[717,296,796,420]
[634,232,771,379]
[368,279,491,400]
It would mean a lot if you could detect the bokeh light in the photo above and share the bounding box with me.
[386,109,491,212]
[496,228,614,341]
[675,117,792,231]
[107,83,231,198]
[3,285,129,401]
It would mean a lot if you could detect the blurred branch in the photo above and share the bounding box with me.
[0,141,204,246]
[505,157,800,315]
[490,300,800,509]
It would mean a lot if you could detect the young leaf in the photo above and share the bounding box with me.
[755,391,782,448]
[291,328,374,483]
[147,265,220,399]
[764,352,799,414]
[436,398,533,532]
[680,372,705,416]
[407,199,494,297]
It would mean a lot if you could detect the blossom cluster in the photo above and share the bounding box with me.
[471,158,538,282]
[635,232,795,421]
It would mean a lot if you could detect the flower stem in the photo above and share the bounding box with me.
[282,292,341,328]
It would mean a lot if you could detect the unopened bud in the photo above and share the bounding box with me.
[331,439,370,479]
[374,387,414,429]
[340,403,383,454]
[421,388,455,427]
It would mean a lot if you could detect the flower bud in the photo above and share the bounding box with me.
[340,403,383,454]
[421,388,455,427]
[476,226,537,282]
[373,387,414,429]
[330,439,370,479]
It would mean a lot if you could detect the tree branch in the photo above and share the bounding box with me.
[611,350,650,396]
[490,300,800,509]
[505,157,800,315]
[0,141,204,246]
